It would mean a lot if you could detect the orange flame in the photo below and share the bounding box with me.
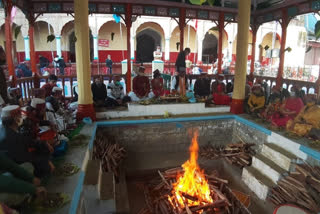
[169,130,213,210]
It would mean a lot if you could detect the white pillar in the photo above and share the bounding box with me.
[197,37,203,63]
[55,35,62,58]
[93,35,99,60]
[165,37,170,61]
[24,36,30,61]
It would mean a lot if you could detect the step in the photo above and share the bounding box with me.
[242,166,276,200]
[252,153,287,184]
[261,143,298,171]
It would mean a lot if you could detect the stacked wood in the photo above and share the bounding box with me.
[138,167,250,214]
[200,142,256,168]
[268,163,320,213]
[93,135,127,178]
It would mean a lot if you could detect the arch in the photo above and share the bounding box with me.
[259,32,281,66]
[202,32,218,64]
[136,28,162,63]
[170,25,197,52]
[98,21,127,62]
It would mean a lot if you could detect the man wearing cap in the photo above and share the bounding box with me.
[151,69,164,98]
[46,87,64,113]
[129,66,154,102]
[41,74,58,98]
[91,77,107,107]
[106,76,131,107]
[0,105,53,178]
[194,72,211,99]
[175,48,191,95]
[7,87,23,106]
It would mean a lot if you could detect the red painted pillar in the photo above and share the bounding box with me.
[179,8,186,52]
[29,23,37,74]
[250,26,258,74]
[4,1,15,78]
[276,9,289,89]
[218,12,224,74]
[125,4,132,93]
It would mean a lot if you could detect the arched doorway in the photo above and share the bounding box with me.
[136,29,161,63]
[202,32,218,64]
[68,31,93,62]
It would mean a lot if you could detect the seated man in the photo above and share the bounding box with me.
[106,76,131,107]
[0,105,54,178]
[211,74,226,94]
[41,74,57,97]
[7,87,23,106]
[0,153,46,208]
[194,72,210,99]
[129,66,154,102]
[151,69,165,98]
[246,84,265,114]
[91,77,107,107]
[286,95,320,137]
[46,87,67,131]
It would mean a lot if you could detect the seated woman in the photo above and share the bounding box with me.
[0,105,54,178]
[246,84,265,115]
[271,87,304,128]
[286,94,320,137]
[128,66,154,102]
[213,84,231,105]
[151,69,165,98]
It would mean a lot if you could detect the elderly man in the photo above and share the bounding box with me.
[129,66,154,102]
[106,76,131,107]
[194,72,211,98]
[91,77,107,107]
[41,74,58,97]
[0,105,54,178]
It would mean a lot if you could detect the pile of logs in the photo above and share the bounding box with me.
[138,167,250,214]
[200,142,256,168]
[268,163,320,213]
[93,135,127,177]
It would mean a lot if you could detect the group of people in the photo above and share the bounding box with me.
[0,74,76,211]
[245,81,320,140]
[39,55,66,76]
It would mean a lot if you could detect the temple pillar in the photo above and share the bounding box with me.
[250,25,258,74]
[29,23,37,74]
[93,35,99,60]
[4,1,14,78]
[276,9,289,89]
[179,8,186,52]
[24,36,30,61]
[165,37,170,61]
[125,4,132,93]
[230,0,251,114]
[74,0,96,121]
[55,35,62,58]
[130,28,135,60]
[218,12,224,74]
[197,36,203,64]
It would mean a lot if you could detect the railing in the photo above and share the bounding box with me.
[6,74,319,104]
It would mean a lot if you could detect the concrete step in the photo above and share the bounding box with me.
[261,143,298,171]
[252,153,287,184]
[242,166,276,200]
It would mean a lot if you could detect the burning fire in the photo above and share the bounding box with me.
[168,130,213,210]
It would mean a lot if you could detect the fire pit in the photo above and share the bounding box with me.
[139,130,250,214]
[94,118,275,214]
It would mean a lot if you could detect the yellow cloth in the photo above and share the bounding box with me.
[288,105,320,136]
[248,94,265,110]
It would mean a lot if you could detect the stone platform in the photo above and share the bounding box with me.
[96,103,230,119]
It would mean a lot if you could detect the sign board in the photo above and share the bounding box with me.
[98,39,109,47]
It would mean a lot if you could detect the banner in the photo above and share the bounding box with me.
[98,39,109,47]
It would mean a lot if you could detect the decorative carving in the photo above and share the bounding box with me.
[33,3,47,13]
[48,3,61,13]
[144,6,156,15]
[112,4,125,13]
[157,7,167,16]
[209,12,218,20]
[186,9,196,18]
[132,5,143,14]
[89,4,97,13]
[63,3,73,12]
[169,8,179,17]
[98,4,111,13]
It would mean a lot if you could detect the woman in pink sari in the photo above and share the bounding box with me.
[271,87,304,128]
